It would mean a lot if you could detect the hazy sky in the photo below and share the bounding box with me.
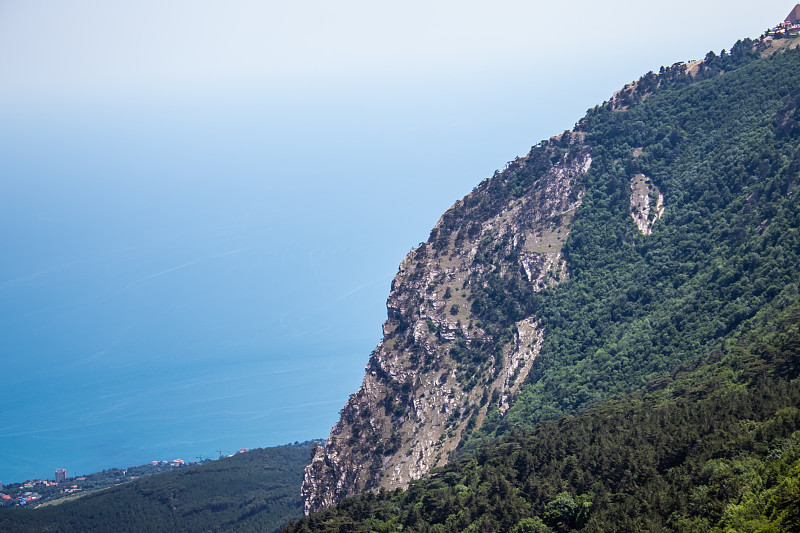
[0,1,789,105]
[0,1,792,481]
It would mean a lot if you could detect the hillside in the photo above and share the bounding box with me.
[299,31,800,528]
[0,443,313,533]
[285,301,800,531]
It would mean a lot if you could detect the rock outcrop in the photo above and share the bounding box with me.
[302,132,592,514]
[630,173,664,235]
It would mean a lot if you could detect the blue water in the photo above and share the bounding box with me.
[0,90,544,484]
[0,171,393,481]
[0,69,594,484]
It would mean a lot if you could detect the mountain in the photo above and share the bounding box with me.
[285,304,800,532]
[5,28,799,533]
[298,31,800,529]
[0,443,314,533]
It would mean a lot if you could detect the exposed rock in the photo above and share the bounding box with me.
[302,133,592,514]
[630,173,664,235]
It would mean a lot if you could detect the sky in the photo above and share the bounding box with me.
[0,1,791,483]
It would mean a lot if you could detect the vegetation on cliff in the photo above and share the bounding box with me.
[469,37,800,444]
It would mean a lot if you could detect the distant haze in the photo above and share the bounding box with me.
[0,1,789,483]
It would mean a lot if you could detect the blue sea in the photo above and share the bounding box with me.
[0,93,536,484]
[0,166,393,482]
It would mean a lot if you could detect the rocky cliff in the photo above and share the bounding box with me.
[302,132,592,513]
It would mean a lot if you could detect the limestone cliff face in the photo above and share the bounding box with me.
[302,132,592,514]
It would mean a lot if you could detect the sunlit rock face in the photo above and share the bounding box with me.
[302,132,592,514]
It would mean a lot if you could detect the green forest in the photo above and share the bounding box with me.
[0,443,312,533]
[283,39,800,532]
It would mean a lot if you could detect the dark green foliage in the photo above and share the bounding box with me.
[715,429,800,531]
[0,444,313,533]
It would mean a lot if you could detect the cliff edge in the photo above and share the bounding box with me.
[302,132,591,513]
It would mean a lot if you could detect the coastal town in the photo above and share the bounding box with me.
[0,449,251,508]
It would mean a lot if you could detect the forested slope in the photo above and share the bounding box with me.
[288,38,800,532]
[284,300,800,532]
[0,444,312,533]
